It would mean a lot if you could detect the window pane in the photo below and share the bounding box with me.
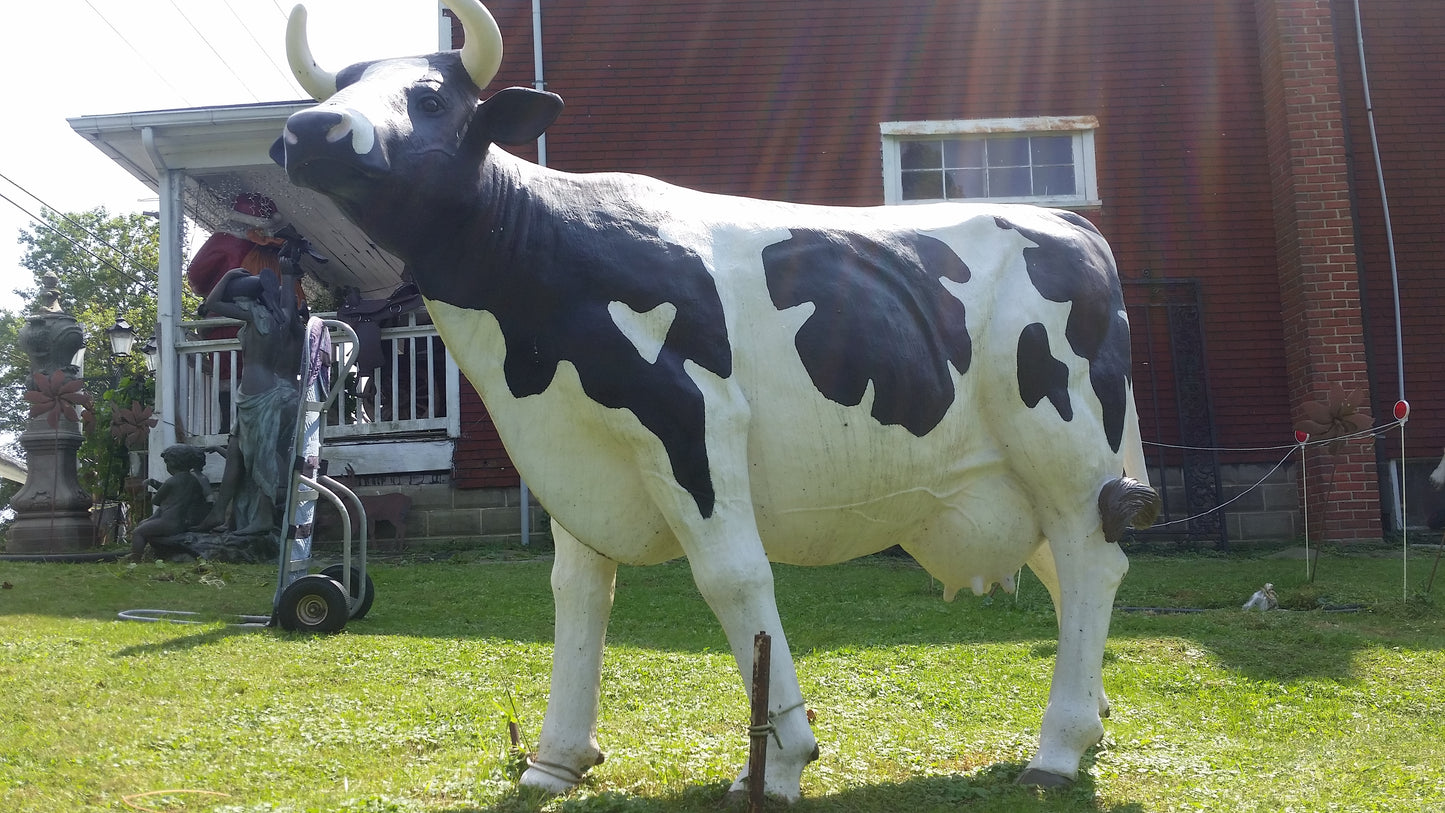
[1030,135,1073,165]
[1032,165,1077,196]
[988,137,1030,167]
[945,168,987,199]
[988,166,1032,197]
[943,139,985,168]
[900,140,942,170]
[901,170,943,200]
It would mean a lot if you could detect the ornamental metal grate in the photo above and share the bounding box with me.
[1124,277,1228,551]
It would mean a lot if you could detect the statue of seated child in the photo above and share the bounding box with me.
[129,444,212,562]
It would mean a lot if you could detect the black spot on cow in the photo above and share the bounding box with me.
[1017,322,1073,422]
[761,229,972,436]
[994,216,1131,451]
[424,203,732,520]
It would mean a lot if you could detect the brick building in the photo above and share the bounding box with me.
[73,0,1444,546]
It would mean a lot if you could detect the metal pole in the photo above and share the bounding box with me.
[532,0,547,166]
[748,631,771,813]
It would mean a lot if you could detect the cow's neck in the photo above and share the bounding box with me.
[403,148,560,314]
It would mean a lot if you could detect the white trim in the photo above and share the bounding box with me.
[880,115,1099,136]
[323,439,455,476]
[69,103,314,186]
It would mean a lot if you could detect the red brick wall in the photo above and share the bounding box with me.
[1255,0,1380,539]
[452,377,520,488]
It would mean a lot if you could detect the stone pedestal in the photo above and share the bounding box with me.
[6,418,93,553]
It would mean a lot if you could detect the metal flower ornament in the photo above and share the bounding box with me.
[110,401,158,451]
[1293,384,1373,454]
[24,370,92,429]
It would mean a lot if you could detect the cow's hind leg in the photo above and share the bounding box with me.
[521,522,617,793]
[1017,518,1129,788]
[1025,540,1111,721]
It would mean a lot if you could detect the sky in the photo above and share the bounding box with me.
[0,0,445,312]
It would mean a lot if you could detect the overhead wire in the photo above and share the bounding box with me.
[220,0,299,92]
[165,0,269,103]
[0,185,155,296]
[0,171,155,284]
[79,0,194,106]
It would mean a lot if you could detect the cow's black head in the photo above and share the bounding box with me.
[270,0,561,253]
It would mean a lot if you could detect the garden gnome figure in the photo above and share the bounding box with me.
[5,272,94,553]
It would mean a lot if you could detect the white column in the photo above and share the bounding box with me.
[143,127,184,475]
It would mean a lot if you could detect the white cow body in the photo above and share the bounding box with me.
[422,180,1145,796]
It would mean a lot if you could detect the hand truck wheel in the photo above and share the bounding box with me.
[276,574,349,633]
[320,564,376,619]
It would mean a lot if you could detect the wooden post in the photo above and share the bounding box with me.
[748,631,771,813]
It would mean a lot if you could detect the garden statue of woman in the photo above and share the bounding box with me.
[195,265,304,538]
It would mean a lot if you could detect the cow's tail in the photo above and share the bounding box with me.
[1099,402,1160,543]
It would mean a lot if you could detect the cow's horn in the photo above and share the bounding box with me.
[442,0,504,91]
[285,5,338,101]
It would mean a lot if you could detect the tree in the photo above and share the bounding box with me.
[0,207,194,510]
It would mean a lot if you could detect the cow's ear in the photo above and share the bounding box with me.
[466,87,564,149]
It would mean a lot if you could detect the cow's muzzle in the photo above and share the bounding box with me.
[273,107,388,190]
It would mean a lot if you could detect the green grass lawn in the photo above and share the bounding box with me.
[1,547,1443,812]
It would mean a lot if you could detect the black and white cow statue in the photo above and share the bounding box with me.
[273,0,1160,797]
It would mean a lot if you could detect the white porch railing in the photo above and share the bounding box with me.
[176,313,456,448]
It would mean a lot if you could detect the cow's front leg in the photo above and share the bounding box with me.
[1018,523,1128,787]
[521,522,617,794]
[685,529,818,803]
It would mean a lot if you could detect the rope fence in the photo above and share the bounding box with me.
[1136,400,1421,598]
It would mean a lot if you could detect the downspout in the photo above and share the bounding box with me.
[1350,0,1403,405]
[519,0,546,543]
[140,127,183,480]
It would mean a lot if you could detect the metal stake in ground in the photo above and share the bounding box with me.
[748,631,772,813]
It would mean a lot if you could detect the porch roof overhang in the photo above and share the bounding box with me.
[68,101,405,297]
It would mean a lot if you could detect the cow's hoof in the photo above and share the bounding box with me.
[520,755,594,795]
[724,786,800,808]
[1015,768,1075,789]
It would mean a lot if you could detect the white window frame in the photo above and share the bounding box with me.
[880,116,1100,207]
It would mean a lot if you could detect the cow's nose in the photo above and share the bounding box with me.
[283,107,376,156]
[284,108,345,144]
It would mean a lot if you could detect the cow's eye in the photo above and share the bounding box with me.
[417,94,445,114]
